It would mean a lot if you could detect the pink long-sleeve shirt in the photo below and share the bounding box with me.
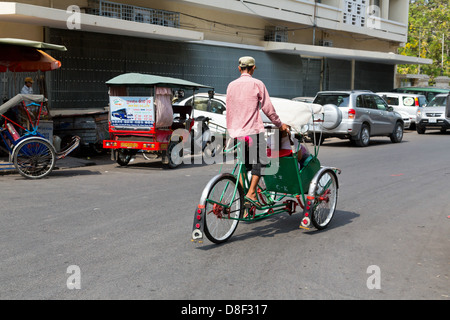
[226,73,282,138]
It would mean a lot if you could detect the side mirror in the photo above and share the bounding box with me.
[387,106,393,112]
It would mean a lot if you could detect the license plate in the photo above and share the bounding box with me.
[121,142,138,148]
[429,118,436,123]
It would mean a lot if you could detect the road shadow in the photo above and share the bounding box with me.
[23,169,104,179]
[115,154,217,171]
[316,138,410,148]
[195,209,359,249]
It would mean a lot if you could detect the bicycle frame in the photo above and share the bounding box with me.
[218,138,322,220]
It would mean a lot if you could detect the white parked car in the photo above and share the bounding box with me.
[377,92,427,128]
[175,92,228,134]
[176,93,322,135]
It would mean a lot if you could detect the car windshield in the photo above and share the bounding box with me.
[314,94,350,107]
[189,96,226,114]
[427,96,447,107]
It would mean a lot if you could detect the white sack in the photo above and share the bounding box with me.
[268,97,323,132]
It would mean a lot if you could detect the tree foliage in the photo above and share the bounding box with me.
[397,0,449,79]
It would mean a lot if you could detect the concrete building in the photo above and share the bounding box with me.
[0,0,432,110]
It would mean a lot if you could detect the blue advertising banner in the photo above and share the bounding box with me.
[109,96,154,127]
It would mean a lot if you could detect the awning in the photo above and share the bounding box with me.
[0,38,67,51]
[264,42,432,65]
[0,45,62,72]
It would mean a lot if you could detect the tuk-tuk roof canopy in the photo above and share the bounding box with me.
[106,73,213,90]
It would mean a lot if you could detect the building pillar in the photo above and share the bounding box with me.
[381,0,389,20]
[351,59,355,90]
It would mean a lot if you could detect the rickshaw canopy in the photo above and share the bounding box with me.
[106,73,213,90]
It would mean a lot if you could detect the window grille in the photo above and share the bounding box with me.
[86,0,180,28]
[264,26,288,42]
[342,0,366,27]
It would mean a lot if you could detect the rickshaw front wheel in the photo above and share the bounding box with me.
[13,138,56,179]
[310,170,338,230]
[203,174,244,244]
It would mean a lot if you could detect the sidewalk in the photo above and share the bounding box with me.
[0,153,114,175]
[56,154,114,169]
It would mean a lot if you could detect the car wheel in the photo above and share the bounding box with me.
[416,125,426,134]
[390,122,403,143]
[354,124,370,147]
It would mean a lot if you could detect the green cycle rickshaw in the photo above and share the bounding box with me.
[191,101,341,244]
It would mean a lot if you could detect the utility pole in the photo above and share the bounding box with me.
[442,33,444,76]
[418,28,421,74]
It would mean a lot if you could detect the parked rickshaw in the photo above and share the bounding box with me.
[191,103,341,244]
[102,73,214,168]
[0,94,80,178]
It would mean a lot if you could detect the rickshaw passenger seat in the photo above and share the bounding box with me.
[171,122,185,130]
[267,148,292,158]
[171,105,193,131]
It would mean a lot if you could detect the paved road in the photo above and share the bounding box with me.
[0,130,448,302]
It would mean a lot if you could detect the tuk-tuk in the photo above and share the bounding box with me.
[102,73,213,168]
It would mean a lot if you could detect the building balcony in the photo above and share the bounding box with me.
[177,0,408,43]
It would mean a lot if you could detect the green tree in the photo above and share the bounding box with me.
[397,0,449,80]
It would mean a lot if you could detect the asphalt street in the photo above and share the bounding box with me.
[0,130,449,302]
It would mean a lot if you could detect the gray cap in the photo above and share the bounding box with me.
[238,56,255,67]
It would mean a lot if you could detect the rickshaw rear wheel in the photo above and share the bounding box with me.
[13,138,56,179]
[310,170,338,230]
[203,174,244,244]
[117,149,133,166]
[167,140,183,169]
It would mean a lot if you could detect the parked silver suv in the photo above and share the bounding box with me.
[416,93,450,134]
[308,91,404,147]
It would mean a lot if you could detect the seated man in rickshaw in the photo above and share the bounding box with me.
[267,129,311,169]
